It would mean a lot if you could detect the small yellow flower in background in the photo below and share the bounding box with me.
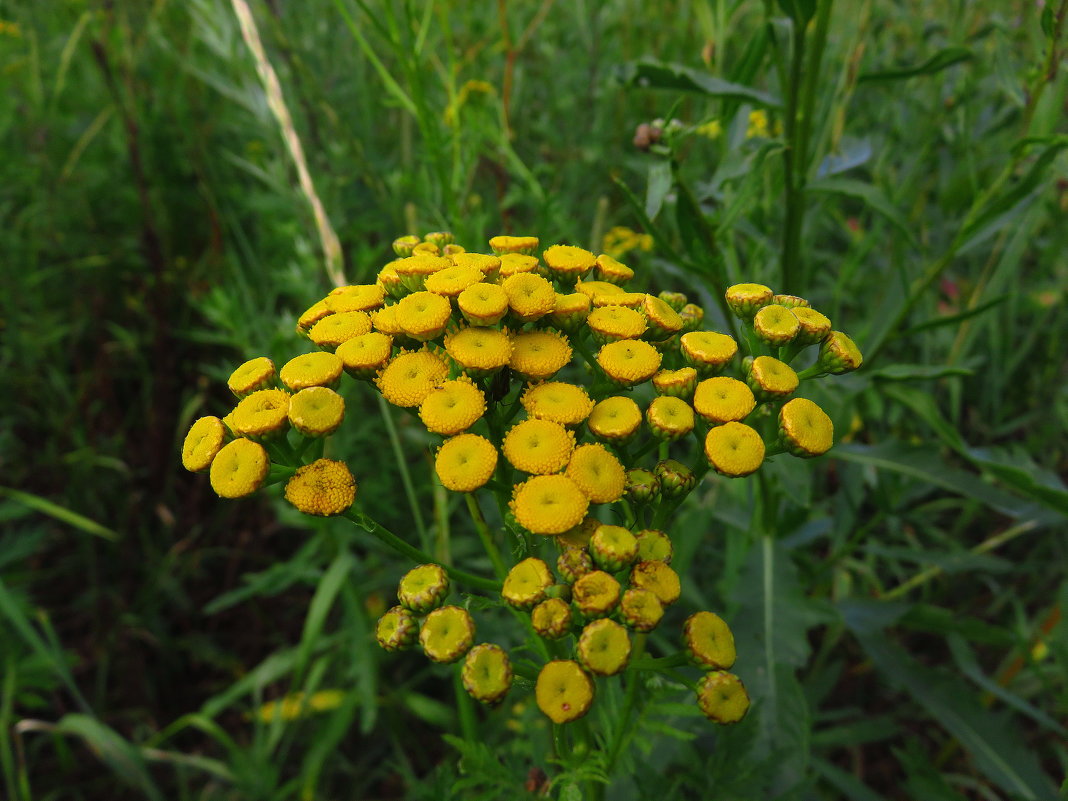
[696,671,750,724]
[462,643,513,705]
[696,119,723,139]
[419,377,486,436]
[503,418,575,475]
[210,438,270,498]
[779,397,834,457]
[692,376,755,424]
[600,227,653,260]
[419,605,475,664]
[309,311,374,351]
[597,339,662,386]
[746,109,780,138]
[444,326,512,376]
[0,21,23,37]
[577,618,631,676]
[435,433,498,492]
[230,389,291,438]
[376,349,449,407]
[284,458,356,516]
[509,330,572,381]
[444,79,496,127]
[280,352,344,391]
[182,416,226,472]
[535,660,594,724]
[566,444,626,504]
[683,611,737,670]
[288,387,345,437]
[227,357,276,398]
[255,689,346,724]
[510,474,589,535]
[704,422,765,477]
[522,381,594,427]
[457,282,510,327]
[587,396,642,442]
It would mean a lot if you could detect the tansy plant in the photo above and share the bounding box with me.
[181,230,861,783]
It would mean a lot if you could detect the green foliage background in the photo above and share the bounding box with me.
[1,0,1066,799]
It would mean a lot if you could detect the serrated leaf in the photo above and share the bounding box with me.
[859,46,973,83]
[618,60,781,107]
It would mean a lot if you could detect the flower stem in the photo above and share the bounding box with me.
[376,395,429,551]
[605,632,647,773]
[465,494,508,580]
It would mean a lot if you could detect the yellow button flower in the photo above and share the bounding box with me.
[424,264,484,298]
[371,304,406,337]
[566,444,626,504]
[704,421,765,477]
[288,387,345,437]
[792,307,832,345]
[588,524,638,571]
[587,305,647,343]
[753,304,800,346]
[635,529,673,563]
[398,564,450,614]
[435,433,498,492]
[326,284,385,313]
[457,282,509,326]
[284,458,356,516]
[680,331,738,375]
[818,330,863,374]
[510,474,589,535]
[747,355,798,400]
[419,377,486,435]
[509,331,572,381]
[577,618,631,676]
[449,252,501,281]
[502,557,553,609]
[182,416,226,472]
[419,605,475,664]
[396,291,452,341]
[629,560,681,606]
[497,253,540,278]
[696,671,750,724]
[280,352,344,391]
[587,396,642,441]
[642,294,683,339]
[548,292,591,333]
[502,273,556,322]
[231,389,291,438]
[725,282,773,318]
[572,570,621,618]
[778,397,834,457]
[652,367,698,399]
[596,339,662,386]
[593,253,635,285]
[683,611,736,670]
[444,326,513,376]
[692,376,755,423]
[535,660,594,724]
[336,331,393,379]
[575,279,625,304]
[296,299,333,335]
[209,438,270,498]
[391,235,421,257]
[542,244,595,282]
[377,262,405,299]
[393,254,451,290]
[646,396,695,441]
[592,291,646,309]
[376,349,449,407]
[489,234,539,256]
[308,311,373,351]
[227,357,276,398]
[503,419,575,475]
[462,643,513,705]
[620,588,664,632]
[521,381,594,426]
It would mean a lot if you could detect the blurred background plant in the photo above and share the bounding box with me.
[0,0,1065,799]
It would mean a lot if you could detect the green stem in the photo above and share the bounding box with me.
[605,633,647,772]
[453,669,478,743]
[376,395,429,551]
[780,17,807,294]
[464,494,508,580]
[344,510,500,592]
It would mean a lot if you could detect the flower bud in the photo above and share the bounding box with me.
[695,671,750,724]
[556,548,594,583]
[792,307,832,346]
[620,588,664,632]
[679,303,705,332]
[645,396,695,442]
[577,618,631,676]
[658,290,688,313]
[654,460,696,498]
[683,611,737,669]
[531,597,573,639]
[652,367,698,399]
[392,235,421,257]
[502,557,554,610]
[724,283,773,319]
[419,605,475,664]
[557,516,600,550]
[624,468,660,504]
[423,231,454,248]
[462,643,513,705]
[635,529,673,563]
[589,525,639,572]
[398,564,450,614]
[817,331,863,374]
[375,605,418,651]
[772,294,810,309]
[572,570,621,619]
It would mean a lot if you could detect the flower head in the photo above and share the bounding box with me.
[435,433,498,492]
[510,474,589,535]
[280,352,344,391]
[589,524,638,572]
[779,397,834,457]
[419,605,475,663]
[288,387,345,437]
[398,564,450,614]
[396,291,452,341]
[753,304,800,346]
[596,339,662,386]
[375,606,418,651]
[620,588,664,632]
[489,234,539,256]
[575,280,625,305]
[284,458,357,516]
[652,367,698,399]
[297,300,333,336]
[683,611,737,670]
[336,331,393,378]
[502,557,553,609]
[566,444,626,504]
[231,389,291,438]
[210,438,270,498]
[542,244,596,283]
[509,330,572,381]
[498,253,539,279]
[629,560,681,606]
[587,396,642,442]
[577,618,631,676]
[228,357,276,398]
[746,355,798,400]
[724,283,773,318]
[646,396,695,441]
[419,377,486,435]
[556,548,594,583]
[531,598,572,639]
[593,253,635,285]
[572,570,621,618]
[424,264,484,298]
[642,294,683,340]
[462,644,512,705]
[376,349,449,407]
[792,307,832,345]
[655,459,696,498]
[587,305,647,343]
[457,282,509,326]
[635,529,673,563]
[521,382,594,426]
[308,311,373,351]
[535,660,594,724]
[449,252,501,281]
[818,331,863,374]
[680,331,737,375]
[548,292,591,333]
[444,326,512,376]
[326,284,385,313]
[692,377,755,424]
[502,273,556,322]
[696,671,750,724]
[182,416,226,472]
[371,305,406,337]
[704,422,765,477]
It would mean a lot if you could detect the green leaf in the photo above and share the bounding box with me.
[645,160,673,221]
[859,46,973,84]
[618,61,781,107]
[54,715,164,801]
[898,296,1007,338]
[813,758,887,801]
[861,544,1011,575]
[0,486,118,541]
[899,604,1015,647]
[848,632,1056,800]
[775,0,817,25]
[807,177,917,246]
[869,364,975,381]
[965,446,1068,518]
[293,550,356,683]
